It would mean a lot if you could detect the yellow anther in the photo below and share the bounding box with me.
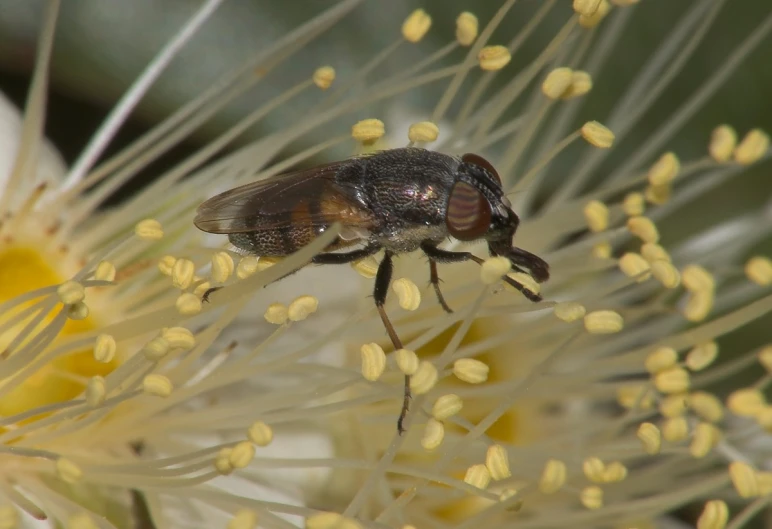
[727,387,766,417]
[683,290,714,322]
[453,358,490,383]
[697,499,729,529]
[162,327,195,351]
[158,255,177,276]
[584,310,624,333]
[288,295,319,321]
[573,0,601,16]
[637,422,661,454]
[57,280,85,305]
[228,510,258,529]
[733,128,770,165]
[539,459,567,494]
[478,45,511,71]
[351,119,385,144]
[236,256,260,279]
[647,152,680,186]
[689,391,724,423]
[56,457,83,484]
[392,277,421,310]
[350,255,379,278]
[619,252,652,282]
[681,264,715,292]
[580,486,603,510]
[410,361,439,395]
[745,256,772,286]
[306,513,362,529]
[617,384,654,409]
[68,302,89,320]
[248,421,273,446]
[229,441,255,469]
[396,348,420,375]
[143,374,173,397]
[553,301,586,322]
[464,464,492,490]
[686,342,718,371]
[86,375,106,407]
[312,66,336,90]
[562,70,593,99]
[758,345,772,373]
[480,256,512,284]
[640,243,671,263]
[215,448,233,475]
[729,461,759,498]
[408,121,440,143]
[645,183,671,205]
[709,125,737,163]
[578,0,610,28]
[360,343,386,382]
[142,337,170,362]
[644,346,678,374]
[659,393,689,418]
[94,333,117,363]
[626,216,659,243]
[592,241,612,259]
[211,251,235,283]
[264,303,289,325]
[662,417,689,442]
[455,12,479,46]
[433,394,463,420]
[94,260,116,282]
[135,218,164,240]
[583,456,606,483]
[581,120,615,148]
[623,192,645,216]
[603,461,627,483]
[653,367,690,394]
[690,422,720,458]
[583,200,609,232]
[171,258,196,290]
[486,445,511,481]
[256,256,281,272]
[421,418,445,450]
[541,67,574,99]
[402,9,432,43]
[651,260,681,289]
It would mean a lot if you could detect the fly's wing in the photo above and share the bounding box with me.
[194,161,374,235]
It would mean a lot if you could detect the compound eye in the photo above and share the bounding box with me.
[446,181,492,241]
[461,153,501,185]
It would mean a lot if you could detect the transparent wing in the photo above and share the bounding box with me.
[194,162,373,234]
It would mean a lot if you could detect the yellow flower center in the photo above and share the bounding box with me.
[0,246,117,423]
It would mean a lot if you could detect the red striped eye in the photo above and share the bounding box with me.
[446,181,492,241]
[461,153,501,185]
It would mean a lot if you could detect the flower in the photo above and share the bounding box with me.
[1,1,771,529]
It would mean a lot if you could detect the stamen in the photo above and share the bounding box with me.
[143,374,173,397]
[647,152,680,186]
[583,310,624,333]
[486,445,511,481]
[410,361,438,395]
[56,281,86,305]
[452,358,490,383]
[662,417,689,441]
[573,0,602,16]
[727,388,765,417]
[211,251,235,283]
[402,9,432,43]
[583,456,606,483]
[653,367,690,393]
[93,260,116,282]
[659,394,688,418]
[583,200,609,232]
[539,459,567,494]
[619,252,652,282]
[236,256,260,279]
[351,255,379,278]
[651,260,681,289]
[478,45,512,71]
[729,462,759,498]
[422,418,444,450]
[580,486,603,510]
[228,510,258,529]
[463,464,491,490]
[351,118,385,145]
[172,258,196,290]
[247,421,273,447]
[581,121,615,148]
[697,500,729,529]
[623,192,646,216]
[158,255,177,276]
[432,394,463,420]
[142,337,170,362]
[85,376,107,407]
[392,278,421,311]
[745,256,772,286]
[689,392,723,422]
[360,343,386,382]
[709,125,737,163]
[562,70,593,99]
[733,128,770,165]
[578,0,610,28]
[553,302,586,322]
[637,422,662,454]
[456,12,479,46]
[480,257,511,284]
[541,67,574,99]
[288,295,319,321]
[626,216,660,243]
[395,349,419,376]
[686,342,719,371]
[312,66,336,90]
[407,121,440,143]
[228,441,255,469]
[644,346,678,374]
[134,219,164,240]
[689,422,720,458]
[93,334,117,363]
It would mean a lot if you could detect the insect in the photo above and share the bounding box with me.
[194,147,549,433]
